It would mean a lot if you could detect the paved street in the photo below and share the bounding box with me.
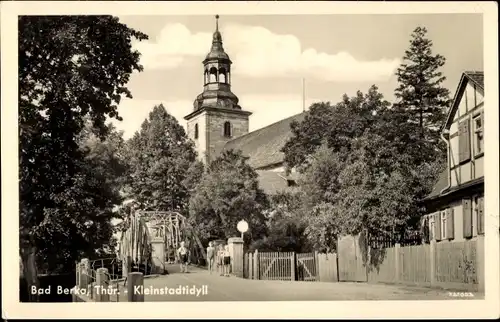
[92,264,477,302]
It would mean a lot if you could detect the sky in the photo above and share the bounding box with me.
[112,14,484,140]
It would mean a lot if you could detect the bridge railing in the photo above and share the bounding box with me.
[75,258,152,302]
[75,256,163,302]
[89,257,122,281]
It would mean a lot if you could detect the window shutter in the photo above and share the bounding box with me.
[435,213,442,241]
[429,216,434,240]
[464,119,471,160]
[458,121,464,161]
[459,119,471,163]
[446,208,455,239]
[478,197,484,234]
[479,112,484,154]
[463,198,473,238]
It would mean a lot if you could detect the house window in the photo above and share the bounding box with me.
[440,211,447,240]
[473,113,484,155]
[194,123,199,139]
[223,121,231,138]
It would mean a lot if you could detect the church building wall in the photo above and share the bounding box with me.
[206,110,249,163]
[186,113,207,162]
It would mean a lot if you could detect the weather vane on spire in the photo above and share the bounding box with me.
[215,14,219,31]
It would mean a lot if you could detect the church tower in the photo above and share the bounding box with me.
[184,15,252,164]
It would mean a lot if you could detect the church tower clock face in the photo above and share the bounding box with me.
[184,15,252,165]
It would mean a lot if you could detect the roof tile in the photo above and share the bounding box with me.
[464,71,484,89]
[426,169,449,199]
[224,113,306,169]
[256,170,298,195]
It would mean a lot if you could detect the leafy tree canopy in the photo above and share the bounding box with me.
[249,190,311,253]
[19,15,147,297]
[294,86,444,250]
[188,150,269,244]
[282,85,390,170]
[124,104,198,213]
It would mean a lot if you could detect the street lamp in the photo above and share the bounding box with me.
[237,220,249,239]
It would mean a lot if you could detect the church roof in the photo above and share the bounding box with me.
[204,15,231,63]
[256,170,299,195]
[224,112,306,169]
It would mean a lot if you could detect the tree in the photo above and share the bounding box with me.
[303,202,343,253]
[297,142,344,207]
[124,104,198,212]
[182,160,205,194]
[299,109,443,251]
[19,15,147,301]
[249,190,311,253]
[393,26,451,148]
[286,84,444,251]
[35,121,128,273]
[282,85,390,170]
[188,150,269,244]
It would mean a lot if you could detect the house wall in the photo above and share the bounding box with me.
[425,191,484,244]
[448,81,484,188]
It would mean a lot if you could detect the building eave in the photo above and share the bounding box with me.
[254,161,285,171]
[421,177,484,206]
[184,106,253,120]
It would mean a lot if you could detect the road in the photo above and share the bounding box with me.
[94,264,475,301]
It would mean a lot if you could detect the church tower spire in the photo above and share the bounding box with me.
[184,15,252,165]
[191,14,241,111]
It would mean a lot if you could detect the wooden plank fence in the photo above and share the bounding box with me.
[316,253,338,282]
[435,240,478,287]
[350,238,482,291]
[243,237,483,292]
[337,235,367,282]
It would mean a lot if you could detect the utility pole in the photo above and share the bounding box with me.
[302,78,306,112]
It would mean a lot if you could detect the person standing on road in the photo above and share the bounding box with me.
[177,241,189,273]
[223,244,231,277]
[217,244,224,276]
[206,241,215,274]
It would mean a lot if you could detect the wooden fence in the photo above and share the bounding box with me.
[244,251,338,282]
[344,238,484,291]
[243,237,484,292]
[316,253,338,282]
